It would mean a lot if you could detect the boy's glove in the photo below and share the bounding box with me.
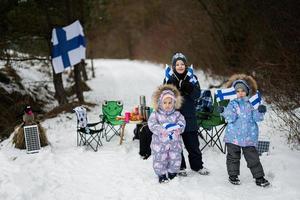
[258,105,267,113]
[216,106,224,113]
[180,80,193,95]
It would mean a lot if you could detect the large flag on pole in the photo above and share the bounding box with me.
[51,20,86,74]
[215,87,237,102]
[249,90,262,109]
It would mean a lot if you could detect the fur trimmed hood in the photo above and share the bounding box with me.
[152,84,183,111]
[224,74,258,97]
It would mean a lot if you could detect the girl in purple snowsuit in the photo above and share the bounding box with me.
[148,84,186,183]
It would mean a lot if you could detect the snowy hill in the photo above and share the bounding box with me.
[0,59,300,200]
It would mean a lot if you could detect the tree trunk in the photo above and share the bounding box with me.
[52,66,68,105]
[66,0,84,103]
[91,58,95,78]
[39,0,68,106]
[74,62,84,103]
[80,60,88,81]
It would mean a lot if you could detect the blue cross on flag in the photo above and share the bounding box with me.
[164,64,173,83]
[249,90,262,109]
[51,20,86,74]
[186,65,197,85]
[163,123,183,140]
[215,87,237,102]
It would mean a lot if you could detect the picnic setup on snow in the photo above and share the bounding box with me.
[70,77,269,159]
[5,17,271,188]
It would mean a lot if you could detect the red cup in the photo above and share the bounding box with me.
[125,112,131,123]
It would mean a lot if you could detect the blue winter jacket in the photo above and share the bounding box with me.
[222,97,265,147]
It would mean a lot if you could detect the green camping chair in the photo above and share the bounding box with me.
[197,97,229,154]
[100,100,124,142]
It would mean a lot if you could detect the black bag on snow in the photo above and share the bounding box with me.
[133,124,143,140]
[139,124,153,159]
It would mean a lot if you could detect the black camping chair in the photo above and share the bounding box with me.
[74,106,103,151]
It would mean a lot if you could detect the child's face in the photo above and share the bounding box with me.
[236,89,247,98]
[162,97,174,112]
[175,60,186,74]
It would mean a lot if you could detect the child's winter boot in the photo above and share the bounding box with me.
[198,167,210,175]
[158,174,169,183]
[256,177,270,187]
[229,175,241,185]
[168,173,177,180]
[178,168,187,177]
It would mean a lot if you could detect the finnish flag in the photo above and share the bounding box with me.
[51,20,86,74]
[249,91,262,109]
[163,123,183,140]
[163,123,182,132]
[215,87,237,102]
[164,64,173,83]
[186,65,198,85]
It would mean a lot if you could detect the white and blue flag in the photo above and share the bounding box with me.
[164,64,173,83]
[51,20,86,74]
[249,90,262,109]
[163,123,182,132]
[186,65,198,85]
[215,87,237,102]
[163,123,183,140]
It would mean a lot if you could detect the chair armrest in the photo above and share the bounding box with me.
[87,121,102,127]
[99,114,105,122]
[78,127,103,134]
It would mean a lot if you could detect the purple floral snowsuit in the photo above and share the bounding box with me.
[148,109,186,176]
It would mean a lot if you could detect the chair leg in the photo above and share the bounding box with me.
[199,125,227,154]
[85,133,103,152]
[105,124,122,142]
[77,131,86,146]
[199,128,212,151]
[211,125,227,154]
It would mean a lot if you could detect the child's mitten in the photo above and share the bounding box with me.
[258,105,267,113]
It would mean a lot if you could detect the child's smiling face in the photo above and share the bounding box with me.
[175,60,186,74]
[236,88,247,98]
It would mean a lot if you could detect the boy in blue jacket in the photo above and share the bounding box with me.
[217,74,270,187]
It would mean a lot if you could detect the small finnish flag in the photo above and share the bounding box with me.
[163,123,182,132]
[249,91,262,109]
[215,87,237,102]
[186,65,198,85]
[51,20,86,74]
[164,64,173,83]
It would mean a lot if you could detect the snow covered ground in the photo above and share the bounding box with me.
[0,59,300,200]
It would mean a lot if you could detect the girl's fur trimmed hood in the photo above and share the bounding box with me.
[224,74,258,97]
[152,84,183,111]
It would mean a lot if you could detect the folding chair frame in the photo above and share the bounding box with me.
[74,106,104,152]
[100,114,123,142]
[198,123,227,154]
[77,125,103,151]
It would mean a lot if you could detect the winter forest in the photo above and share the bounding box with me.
[0,0,300,200]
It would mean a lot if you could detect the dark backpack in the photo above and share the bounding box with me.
[138,124,152,159]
